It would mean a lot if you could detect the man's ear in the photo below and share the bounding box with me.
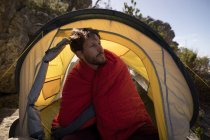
[75,50,84,60]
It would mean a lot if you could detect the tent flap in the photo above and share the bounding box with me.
[27,38,68,137]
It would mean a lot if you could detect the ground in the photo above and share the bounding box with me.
[0,108,19,140]
[0,94,210,140]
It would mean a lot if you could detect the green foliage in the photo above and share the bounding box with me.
[123,0,142,18]
[178,47,198,68]
[178,47,210,103]
[92,0,112,9]
[123,0,179,53]
[26,0,68,15]
[194,126,204,138]
[196,56,210,74]
[145,18,179,52]
[178,47,210,76]
[170,41,179,53]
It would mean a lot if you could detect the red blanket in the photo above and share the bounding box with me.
[53,50,152,140]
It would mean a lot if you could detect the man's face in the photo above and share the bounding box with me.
[79,34,106,68]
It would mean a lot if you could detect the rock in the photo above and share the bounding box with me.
[0,0,25,32]
[0,6,55,93]
[0,0,26,93]
[146,16,175,44]
[0,108,19,140]
[8,138,36,140]
[0,0,92,94]
[187,130,200,140]
[66,0,92,11]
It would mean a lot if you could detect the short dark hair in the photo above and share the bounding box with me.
[69,28,100,53]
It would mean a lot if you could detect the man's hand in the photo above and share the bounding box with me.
[51,125,63,140]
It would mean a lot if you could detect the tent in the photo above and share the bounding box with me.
[10,9,199,140]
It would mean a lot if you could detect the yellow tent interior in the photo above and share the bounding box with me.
[13,9,199,140]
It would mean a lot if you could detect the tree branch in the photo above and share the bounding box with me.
[92,0,101,8]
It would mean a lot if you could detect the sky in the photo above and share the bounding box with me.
[93,0,210,57]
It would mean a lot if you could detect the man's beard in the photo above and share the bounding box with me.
[84,53,106,66]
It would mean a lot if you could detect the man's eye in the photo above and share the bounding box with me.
[91,45,96,48]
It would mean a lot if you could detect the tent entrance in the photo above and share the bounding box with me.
[32,28,166,139]
[34,28,161,106]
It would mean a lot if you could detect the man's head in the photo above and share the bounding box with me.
[69,28,106,69]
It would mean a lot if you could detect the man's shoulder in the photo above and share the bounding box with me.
[67,62,80,76]
[104,49,126,66]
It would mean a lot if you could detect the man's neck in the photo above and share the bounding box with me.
[87,63,98,70]
[82,60,98,70]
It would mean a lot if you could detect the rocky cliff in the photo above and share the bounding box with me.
[0,0,92,94]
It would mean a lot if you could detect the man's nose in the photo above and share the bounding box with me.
[97,44,103,52]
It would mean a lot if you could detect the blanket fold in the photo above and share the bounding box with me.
[53,50,151,140]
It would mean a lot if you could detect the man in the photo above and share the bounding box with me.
[52,28,158,140]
